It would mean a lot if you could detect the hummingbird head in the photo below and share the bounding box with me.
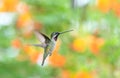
[51,30,73,41]
[51,32,60,41]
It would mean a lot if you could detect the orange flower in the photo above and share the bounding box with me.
[23,45,35,55]
[71,38,86,52]
[49,40,66,67]
[4,0,19,12]
[61,70,71,78]
[34,22,43,31]
[97,0,111,13]
[98,0,120,16]
[23,45,41,63]
[11,38,22,48]
[17,2,29,13]
[88,35,105,55]
[111,0,120,17]
[22,31,33,38]
[0,2,7,12]
[75,71,94,78]
[50,53,66,67]
[17,12,32,28]
[29,51,40,63]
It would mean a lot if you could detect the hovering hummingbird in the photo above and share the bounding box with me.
[32,30,73,66]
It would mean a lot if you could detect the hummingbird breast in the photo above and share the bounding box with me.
[46,40,56,55]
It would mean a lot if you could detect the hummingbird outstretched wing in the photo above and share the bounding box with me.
[34,31,51,66]
[33,31,51,48]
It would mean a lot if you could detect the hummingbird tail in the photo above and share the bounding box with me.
[41,52,48,66]
[41,59,45,66]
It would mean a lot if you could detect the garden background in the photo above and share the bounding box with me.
[0,0,120,78]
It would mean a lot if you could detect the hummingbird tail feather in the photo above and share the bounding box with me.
[41,59,45,66]
[41,52,48,66]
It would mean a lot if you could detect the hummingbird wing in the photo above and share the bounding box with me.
[34,31,51,47]
[30,44,46,48]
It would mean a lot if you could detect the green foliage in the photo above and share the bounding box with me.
[0,0,120,78]
[24,0,72,33]
[0,60,60,78]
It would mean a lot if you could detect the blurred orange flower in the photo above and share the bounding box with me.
[34,21,43,31]
[11,38,22,49]
[23,45,41,63]
[75,71,94,78]
[29,51,40,64]
[17,11,34,39]
[61,70,71,78]
[49,40,66,67]
[88,35,105,55]
[0,2,7,12]
[4,0,19,12]
[17,2,29,14]
[97,0,111,13]
[17,12,32,28]
[111,0,120,17]
[23,45,35,56]
[71,38,86,52]
[22,31,33,38]
[97,0,120,16]
[50,53,66,67]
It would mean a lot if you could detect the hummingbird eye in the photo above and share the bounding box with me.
[54,32,60,36]
[55,32,59,34]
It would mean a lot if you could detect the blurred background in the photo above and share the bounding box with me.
[0,0,120,78]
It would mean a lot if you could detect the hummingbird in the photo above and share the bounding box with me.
[32,30,73,66]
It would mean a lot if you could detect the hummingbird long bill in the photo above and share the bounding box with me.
[32,30,73,66]
[60,30,73,34]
